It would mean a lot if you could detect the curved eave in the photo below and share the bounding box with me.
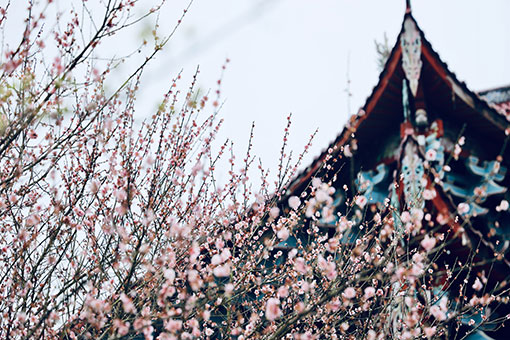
[287,12,510,197]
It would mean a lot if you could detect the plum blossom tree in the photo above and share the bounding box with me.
[0,1,509,340]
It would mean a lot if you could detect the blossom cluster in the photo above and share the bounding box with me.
[0,1,508,340]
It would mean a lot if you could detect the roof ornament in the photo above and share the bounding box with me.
[406,0,412,13]
[402,142,425,209]
[401,17,422,97]
[402,79,411,121]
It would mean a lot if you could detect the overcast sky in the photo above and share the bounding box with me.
[132,0,510,185]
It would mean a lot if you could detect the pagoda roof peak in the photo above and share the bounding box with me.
[287,5,509,196]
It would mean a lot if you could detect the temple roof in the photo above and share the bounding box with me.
[287,11,510,195]
[274,8,510,336]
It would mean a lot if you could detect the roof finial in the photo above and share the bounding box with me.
[406,0,412,13]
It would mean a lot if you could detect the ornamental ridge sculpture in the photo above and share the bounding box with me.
[400,17,422,97]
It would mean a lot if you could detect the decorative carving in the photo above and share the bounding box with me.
[401,18,422,97]
[318,192,345,227]
[402,142,425,209]
[424,126,445,175]
[390,182,403,235]
[402,79,411,121]
[443,156,507,217]
[415,108,428,127]
[356,163,389,205]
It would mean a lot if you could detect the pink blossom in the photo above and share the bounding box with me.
[26,214,40,227]
[311,177,322,188]
[315,188,329,203]
[496,200,509,212]
[327,297,341,312]
[3,58,21,73]
[474,186,486,196]
[355,195,367,208]
[410,262,424,277]
[318,256,337,280]
[288,196,301,210]
[213,264,231,277]
[157,333,176,340]
[395,267,406,281]
[401,331,412,340]
[277,285,289,298]
[163,268,175,283]
[224,283,234,296]
[17,312,27,323]
[215,238,225,249]
[400,211,411,223]
[277,227,289,241]
[114,319,130,336]
[423,189,436,200]
[305,198,316,217]
[28,130,38,139]
[220,248,231,261]
[412,252,424,264]
[469,296,480,306]
[430,305,446,321]
[411,208,424,223]
[120,293,136,314]
[373,213,381,224]
[90,180,100,194]
[9,194,18,204]
[343,145,352,157]
[269,207,280,219]
[211,254,222,265]
[73,206,85,217]
[115,188,127,201]
[17,228,29,242]
[300,280,310,292]
[472,277,483,291]
[265,298,282,322]
[326,237,339,252]
[457,202,470,215]
[424,327,436,338]
[48,255,57,264]
[420,234,436,252]
[187,270,202,291]
[295,301,305,313]
[343,287,356,299]
[294,257,308,274]
[52,56,64,74]
[189,244,200,263]
[364,287,376,299]
[191,162,202,176]
[325,263,337,280]
[436,213,448,225]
